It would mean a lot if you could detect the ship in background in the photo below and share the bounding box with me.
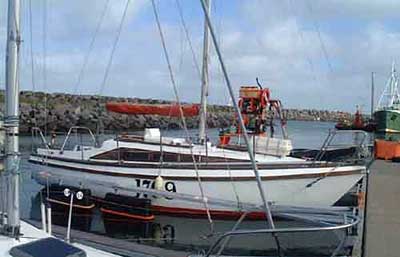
[335,105,376,132]
[374,63,400,140]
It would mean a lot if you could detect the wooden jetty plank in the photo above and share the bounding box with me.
[365,160,400,257]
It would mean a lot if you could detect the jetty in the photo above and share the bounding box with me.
[364,160,400,257]
[0,91,353,134]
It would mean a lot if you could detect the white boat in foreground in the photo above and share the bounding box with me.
[30,126,368,218]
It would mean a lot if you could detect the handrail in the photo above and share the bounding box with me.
[31,127,50,151]
[205,214,360,257]
[314,129,371,164]
[60,126,96,153]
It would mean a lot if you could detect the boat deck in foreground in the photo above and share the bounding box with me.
[365,160,400,257]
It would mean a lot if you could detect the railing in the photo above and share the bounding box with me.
[60,126,97,153]
[31,126,98,154]
[313,129,373,165]
[204,213,360,257]
[31,127,50,153]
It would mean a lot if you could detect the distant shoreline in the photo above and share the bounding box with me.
[0,91,353,133]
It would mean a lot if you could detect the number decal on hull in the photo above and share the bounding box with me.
[135,179,176,198]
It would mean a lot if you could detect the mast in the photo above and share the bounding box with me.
[391,61,396,101]
[377,61,400,110]
[199,0,275,230]
[371,72,374,117]
[198,0,211,143]
[3,0,21,237]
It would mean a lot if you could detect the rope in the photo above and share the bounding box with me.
[175,0,202,79]
[305,0,333,73]
[73,0,110,95]
[220,145,242,209]
[98,0,130,95]
[286,0,318,85]
[28,0,36,92]
[150,0,214,232]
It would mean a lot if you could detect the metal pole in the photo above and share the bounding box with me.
[198,0,211,143]
[371,72,374,118]
[40,202,46,233]
[46,204,52,235]
[66,193,74,242]
[199,0,275,229]
[4,0,21,237]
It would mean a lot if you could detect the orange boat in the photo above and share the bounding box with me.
[106,102,200,117]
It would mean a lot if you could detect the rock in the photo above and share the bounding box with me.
[0,90,353,134]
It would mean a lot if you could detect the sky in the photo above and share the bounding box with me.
[1,0,400,112]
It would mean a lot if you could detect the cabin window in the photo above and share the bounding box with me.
[91,148,240,163]
[91,149,120,160]
[123,150,149,161]
[148,152,161,162]
[163,153,177,162]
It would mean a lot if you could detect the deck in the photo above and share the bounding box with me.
[26,220,185,257]
[364,160,400,257]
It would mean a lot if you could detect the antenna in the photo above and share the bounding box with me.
[371,72,374,117]
[256,77,263,89]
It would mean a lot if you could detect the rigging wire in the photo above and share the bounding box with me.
[150,0,214,232]
[304,0,333,73]
[73,0,110,95]
[94,0,130,141]
[220,146,242,208]
[209,1,241,205]
[211,0,227,106]
[286,0,318,85]
[198,1,284,255]
[175,0,202,79]
[176,9,187,87]
[42,0,48,136]
[98,0,130,96]
[28,0,36,92]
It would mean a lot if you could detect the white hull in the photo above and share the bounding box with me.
[30,154,365,214]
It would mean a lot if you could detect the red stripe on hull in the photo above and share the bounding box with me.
[151,205,267,220]
[100,207,155,221]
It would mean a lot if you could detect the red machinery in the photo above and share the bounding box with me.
[219,84,287,145]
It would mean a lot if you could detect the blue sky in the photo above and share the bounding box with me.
[1,0,400,112]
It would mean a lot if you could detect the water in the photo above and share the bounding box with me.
[164,120,334,149]
[18,120,357,256]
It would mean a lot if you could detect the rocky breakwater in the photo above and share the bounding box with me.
[283,109,352,122]
[0,91,351,134]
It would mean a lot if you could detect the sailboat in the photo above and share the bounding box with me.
[0,1,123,256]
[374,62,400,134]
[29,0,369,219]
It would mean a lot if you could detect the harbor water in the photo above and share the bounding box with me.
[18,120,361,255]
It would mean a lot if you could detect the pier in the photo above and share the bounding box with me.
[364,160,400,257]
